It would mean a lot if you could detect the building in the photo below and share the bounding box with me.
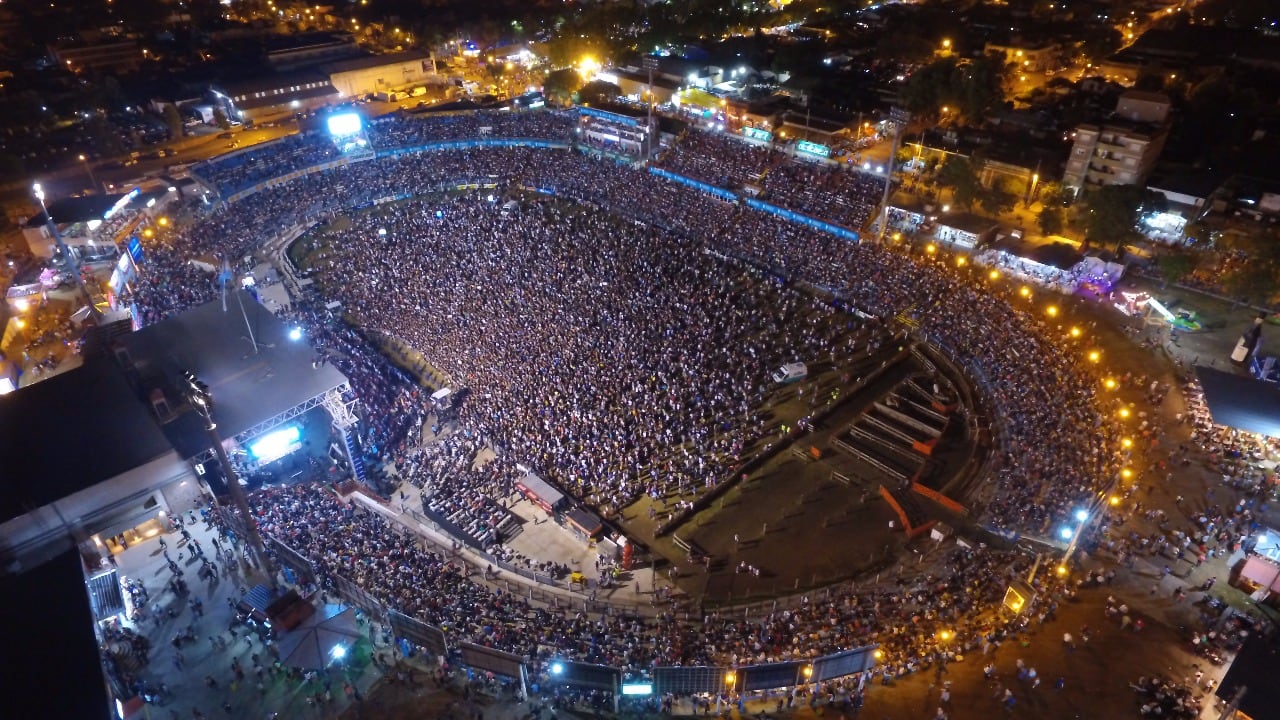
[1062,91,1170,195]
[0,291,354,715]
[214,70,340,122]
[984,41,1060,72]
[1114,89,1171,124]
[50,38,142,74]
[321,50,437,98]
[265,32,361,70]
[0,291,352,574]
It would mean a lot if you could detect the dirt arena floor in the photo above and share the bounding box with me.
[618,351,980,606]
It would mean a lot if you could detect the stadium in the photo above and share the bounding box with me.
[44,106,1132,715]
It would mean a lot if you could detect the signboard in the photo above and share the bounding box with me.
[741,661,805,691]
[388,609,448,657]
[652,666,726,695]
[812,646,878,682]
[621,683,653,696]
[742,127,772,142]
[551,660,619,691]
[796,140,830,157]
[459,642,525,679]
[127,236,144,263]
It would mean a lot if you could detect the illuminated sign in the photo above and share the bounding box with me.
[621,683,653,696]
[103,188,141,221]
[796,140,830,157]
[743,127,772,141]
[326,112,363,137]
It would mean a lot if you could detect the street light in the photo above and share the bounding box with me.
[32,183,99,319]
[78,154,98,193]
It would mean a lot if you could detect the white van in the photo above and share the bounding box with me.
[772,362,808,384]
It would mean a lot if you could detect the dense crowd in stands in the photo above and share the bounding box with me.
[655,128,884,230]
[249,482,1081,680]
[364,109,576,151]
[125,110,1130,691]
[192,135,341,196]
[146,113,1123,537]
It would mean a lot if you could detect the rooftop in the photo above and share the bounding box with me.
[0,355,176,524]
[0,549,112,720]
[1194,365,1280,438]
[321,49,433,75]
[117,290,349,458]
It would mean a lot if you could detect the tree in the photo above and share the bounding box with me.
[1083,184,1165,252]
[1223,262,1279,306]
[1077,28,1122,65]
[935,156,983,210]
[578,80,621,106]
[542,69,583,106]
[901,55,1008,122]
[213,106,231,130]
[1037,206,1065,236]
[162,104,184,139]
[1156,250,1196,287]
[1037,181,1072,208]
[1183,221,1211,247]
[978,178,1017,216]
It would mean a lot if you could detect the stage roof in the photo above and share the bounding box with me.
[118,290,349,457]
[0,549,113,720]
[1194,365,1280,438]
[1217,633,1280,718]
[0,356,176,524]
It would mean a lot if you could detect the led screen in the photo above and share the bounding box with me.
[327,113,363,137]
[249,426,301,462]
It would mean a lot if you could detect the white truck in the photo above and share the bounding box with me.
[772,362,808,384]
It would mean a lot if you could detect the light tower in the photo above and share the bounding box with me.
[181,369,279,589]
[876,108,911,244]
[33,183,101,319]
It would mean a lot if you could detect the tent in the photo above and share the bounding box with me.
[274,604,364,670]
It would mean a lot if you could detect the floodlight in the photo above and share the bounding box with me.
[1059,526,1074,540]
[550,662,564,675]
[288,326,303,341]
[1074,509,1088,522]
[330,645,346,660]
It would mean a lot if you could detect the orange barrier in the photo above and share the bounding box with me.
[911,482,967,515]
[879,485,937,539]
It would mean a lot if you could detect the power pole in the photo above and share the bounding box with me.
[182,370,279,590]
[876,108,911,244]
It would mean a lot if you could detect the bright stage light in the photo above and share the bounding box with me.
[327,112,363,137]
[288,326,303,341]
[330,645,346,660]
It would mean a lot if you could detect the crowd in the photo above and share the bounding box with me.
[139,112,1123,540]
[248,481,1071,681]
[117,111,1137,703]
[364,109,576,151]
[313,192,856,511]
[655,127,884,230]
[192,134,341,196]
[399,435,522,549]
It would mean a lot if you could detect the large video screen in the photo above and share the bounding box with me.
[249,426,301,463]
[327,112,363,137]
